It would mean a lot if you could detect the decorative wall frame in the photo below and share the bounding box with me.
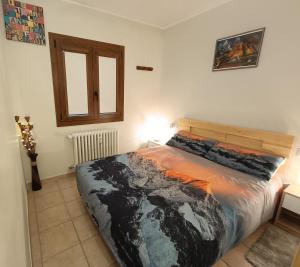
[2,0,46,45]
[212,28,265,71]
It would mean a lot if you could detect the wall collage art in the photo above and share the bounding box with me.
[2,0,46,45]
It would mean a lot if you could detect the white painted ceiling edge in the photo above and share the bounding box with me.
[61,0,234,30]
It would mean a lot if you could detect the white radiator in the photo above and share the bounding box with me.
[68,129,118,165]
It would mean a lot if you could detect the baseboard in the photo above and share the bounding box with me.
[41,171,75,181]
[26,171,76,192]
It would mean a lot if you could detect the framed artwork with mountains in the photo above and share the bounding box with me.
[213,28,265,71]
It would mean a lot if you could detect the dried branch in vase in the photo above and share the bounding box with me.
[15,115,36,154]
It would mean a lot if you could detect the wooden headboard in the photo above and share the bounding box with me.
[177,118,295,158]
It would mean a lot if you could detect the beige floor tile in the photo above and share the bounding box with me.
[222,243,252,267]
[82,235,115,267]
[66,199,87,219]
[212,259,228,267]
[61,186,81,202]
[32,258,43,267]
[40,221,79,260]
[27,190,35,200]
[37,204,70,232]
[242,223,268,248]
[43,177,59,183]
[57,174,77,190]
[35,191,64,212]
[109,262,119,267]
[34,180,59,197]
[28,196,36,214]
[73,214,98,241]
[29,212,39,235]
[30,232,42,262]
[43,244,89,267]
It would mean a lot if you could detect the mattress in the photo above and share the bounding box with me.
[76,145,283,267]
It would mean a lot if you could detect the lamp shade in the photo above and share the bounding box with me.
[139,115,175,144]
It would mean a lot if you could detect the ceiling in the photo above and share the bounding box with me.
[63,0,234,29]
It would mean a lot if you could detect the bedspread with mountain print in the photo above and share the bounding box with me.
[76,145,282,267]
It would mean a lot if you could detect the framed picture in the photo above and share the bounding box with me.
[2,0,46,45]
[212,28,265,71]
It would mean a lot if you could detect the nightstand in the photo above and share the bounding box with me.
[275,184,300,237]
[147,140,163,148]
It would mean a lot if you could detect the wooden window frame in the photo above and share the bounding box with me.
[49,32,124,127]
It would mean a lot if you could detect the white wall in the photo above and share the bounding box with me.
[3,0,300,184]
[3,0,163,180]
[1,1,300,265]
[0,12,31,267]
[161,0,300,183]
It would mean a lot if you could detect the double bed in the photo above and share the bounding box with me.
[75,118,294,267]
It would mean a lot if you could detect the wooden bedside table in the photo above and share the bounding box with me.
[147,140,163,148]
[275,184,300,237]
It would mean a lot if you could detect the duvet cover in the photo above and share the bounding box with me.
[76,145,283,267]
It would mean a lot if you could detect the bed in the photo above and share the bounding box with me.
[76,118,294,267]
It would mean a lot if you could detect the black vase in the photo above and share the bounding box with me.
[28,152,42,191]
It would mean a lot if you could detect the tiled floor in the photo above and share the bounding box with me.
[27,173,272,267]
[28,173,117,267]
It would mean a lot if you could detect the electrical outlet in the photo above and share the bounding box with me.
[296,148,300,156]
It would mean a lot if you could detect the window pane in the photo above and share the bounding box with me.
[65,52,88,116]
[99,56,117,113]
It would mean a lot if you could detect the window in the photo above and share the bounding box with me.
[49,33,124,127]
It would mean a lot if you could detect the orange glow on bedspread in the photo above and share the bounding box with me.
[136,146,283,200]
[165,170,211,194]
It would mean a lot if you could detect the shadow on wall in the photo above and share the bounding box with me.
[286,116,300,185]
